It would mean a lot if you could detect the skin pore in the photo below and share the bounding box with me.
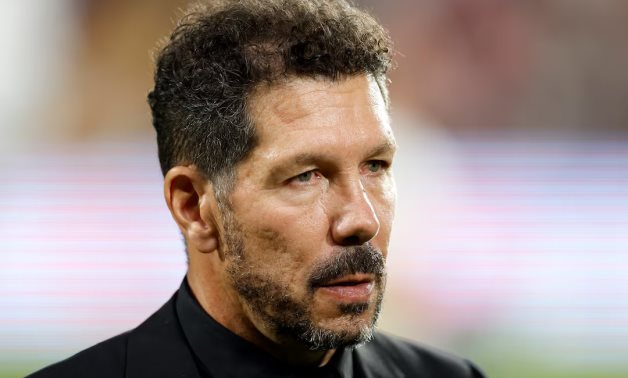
[165,74,397,366]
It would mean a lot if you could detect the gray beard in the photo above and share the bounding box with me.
[222,213,386,350]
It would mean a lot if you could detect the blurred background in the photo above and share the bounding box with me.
[1,0,628,377]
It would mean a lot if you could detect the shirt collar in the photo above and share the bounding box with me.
[176,277,353,378]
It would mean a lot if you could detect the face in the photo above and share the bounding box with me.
[220,75,396,350]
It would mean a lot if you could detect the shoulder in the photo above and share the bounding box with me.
[27,292,187,378]
[26,332,130,378]
[352,332,486,378]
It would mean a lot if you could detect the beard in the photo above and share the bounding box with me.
[222,212,386,351]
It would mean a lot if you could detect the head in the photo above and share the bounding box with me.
[149,0,395,355]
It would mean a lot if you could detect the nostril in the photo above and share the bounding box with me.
[341,235,361,246]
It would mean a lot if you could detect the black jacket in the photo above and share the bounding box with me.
[28,286,486,378]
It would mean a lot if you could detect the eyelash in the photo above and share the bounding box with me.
[364,160,388,174]
[294,170,319,183]
[290,160,389,185]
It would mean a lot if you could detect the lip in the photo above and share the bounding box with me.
[315,274,375,302]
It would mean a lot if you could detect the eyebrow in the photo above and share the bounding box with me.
[293,140,396,165]
[365,140,397,158]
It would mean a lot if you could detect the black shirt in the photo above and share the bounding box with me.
[27,278,486,378]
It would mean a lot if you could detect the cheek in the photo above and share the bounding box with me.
[384,175,397,218]
[260,198,330,243]
[371,180,397,254]
[239,202,330,274]
[380,190,396,231]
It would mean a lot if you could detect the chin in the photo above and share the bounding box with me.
[301,321,377,351]
[340,310,377,331]
[300,305,379,350]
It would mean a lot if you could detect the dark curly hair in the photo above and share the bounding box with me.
[148,0,392,195]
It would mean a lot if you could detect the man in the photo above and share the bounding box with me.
[29,0,485,377]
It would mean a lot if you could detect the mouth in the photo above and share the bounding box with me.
[315,274,375,302]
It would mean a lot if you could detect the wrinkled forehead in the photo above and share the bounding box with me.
[246,74,392,138]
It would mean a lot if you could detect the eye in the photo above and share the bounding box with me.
[295,171,314,183]
[365,160,386,173]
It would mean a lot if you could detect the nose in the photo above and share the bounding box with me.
[330,179,380,246]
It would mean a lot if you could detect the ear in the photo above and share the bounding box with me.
[164,166,219,254]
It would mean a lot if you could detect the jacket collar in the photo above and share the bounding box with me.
[125,291,202,378]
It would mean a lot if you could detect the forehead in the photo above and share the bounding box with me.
[246,75,394,157]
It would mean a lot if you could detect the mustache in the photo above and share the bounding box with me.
[308,243,385,289]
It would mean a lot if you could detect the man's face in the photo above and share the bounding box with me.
[220,75,396,350]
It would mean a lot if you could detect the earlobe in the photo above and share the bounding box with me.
[164,166,220,254]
